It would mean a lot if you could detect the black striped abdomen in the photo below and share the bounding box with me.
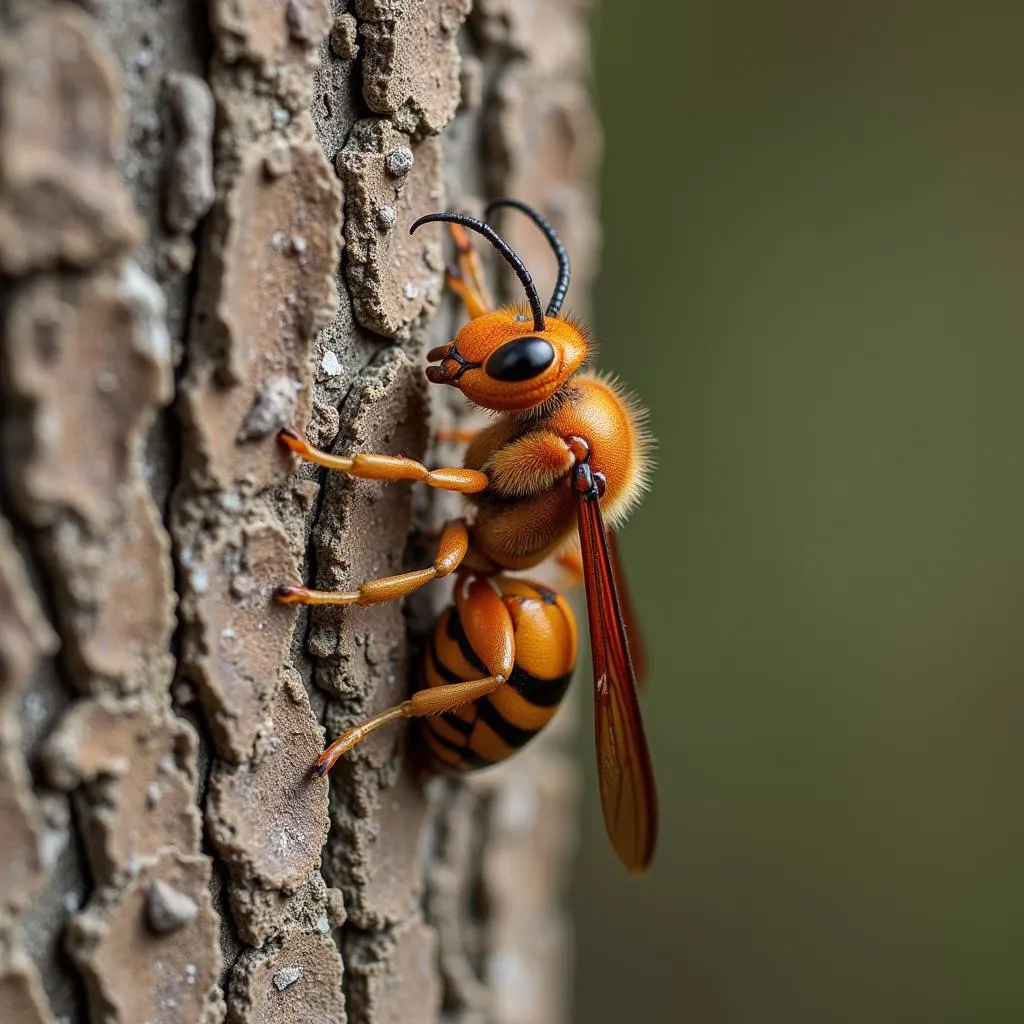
[419,578,578,772]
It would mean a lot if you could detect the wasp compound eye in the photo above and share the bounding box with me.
[486,337,556,382]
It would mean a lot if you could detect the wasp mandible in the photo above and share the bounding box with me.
[275,199,658,873]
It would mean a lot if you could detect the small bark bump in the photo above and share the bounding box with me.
[146,879,200,934]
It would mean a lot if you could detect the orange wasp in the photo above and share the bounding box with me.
[275,199,657,873]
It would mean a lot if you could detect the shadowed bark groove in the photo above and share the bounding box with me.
[0,1,598,1021]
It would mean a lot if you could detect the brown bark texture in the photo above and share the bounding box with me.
[0,1,600,1022]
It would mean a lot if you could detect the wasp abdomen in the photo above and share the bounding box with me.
[420,579,578,772]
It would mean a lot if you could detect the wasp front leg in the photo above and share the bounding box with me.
[275,518,469,608]
[277,428,488,494]
[313,578,514,775]
[445,223,494,318]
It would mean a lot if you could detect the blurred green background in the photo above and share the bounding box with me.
[571,3,1024,1021]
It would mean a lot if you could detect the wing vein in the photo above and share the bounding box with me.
[575,477,658,873]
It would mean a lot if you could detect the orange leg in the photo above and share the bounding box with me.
[314,675,504,775]
[555,548,584,583]
[276,518,469,607]
[552,547,588,593]
[314,577,515,774]
[433,427,480,444]
[278,427,488,494]
[446,223,493,318]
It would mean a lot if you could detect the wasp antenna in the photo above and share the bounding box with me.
[486,198,571,318]
[411,212,546,333]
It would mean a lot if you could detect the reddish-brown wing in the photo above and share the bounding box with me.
[577,488,658,873]
[608,532,648,689]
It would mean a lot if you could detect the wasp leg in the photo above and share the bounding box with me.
[313,675,504,775]
[446,223,493,318]
[433,427,480,444]
[276,518,469,607]
[555,548,584,583]
[313,578,514,774]
[278,427,488,494]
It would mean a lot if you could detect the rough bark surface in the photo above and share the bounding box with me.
[0,1,599,1022]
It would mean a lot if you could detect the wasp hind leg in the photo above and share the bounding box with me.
[314,674,505,776]
[313,578,515,775]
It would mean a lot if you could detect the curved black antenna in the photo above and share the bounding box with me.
[486,198,571,317]
[410,212,545,333]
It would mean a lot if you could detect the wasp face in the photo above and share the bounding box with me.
[425,310,587,412]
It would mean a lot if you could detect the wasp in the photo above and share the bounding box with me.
[275,199,658,873]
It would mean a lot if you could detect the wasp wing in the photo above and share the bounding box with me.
[577,488,658,873]
[608,532,648,689]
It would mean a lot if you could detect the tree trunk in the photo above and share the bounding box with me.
[0,2,599,1022]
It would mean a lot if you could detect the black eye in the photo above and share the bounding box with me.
[486,337,556,382]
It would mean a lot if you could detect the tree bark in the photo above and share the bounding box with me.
[0,1,598,1022]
